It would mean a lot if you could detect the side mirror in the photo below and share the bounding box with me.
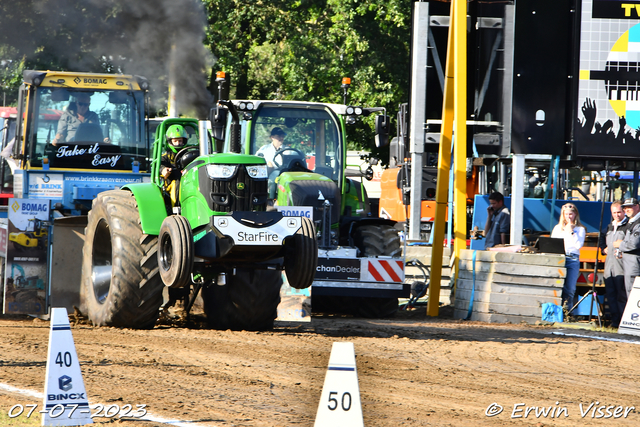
[210,106,227,141]
[374,114,389,148]
[365,166,374,181]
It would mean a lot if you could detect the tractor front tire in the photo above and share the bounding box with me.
[284,217,317,289]
[158,215,194,288]
[202,269,282,331]
[80,190,164,329]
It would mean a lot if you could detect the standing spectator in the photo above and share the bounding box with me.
[601,201,628,328]
[483,192,510,249]
[614,198,640,297]
[551,203,586,310]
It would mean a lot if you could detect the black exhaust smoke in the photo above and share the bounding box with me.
[3,0,214,118]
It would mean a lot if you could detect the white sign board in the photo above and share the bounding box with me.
[28,173,64,199]
[276,205,313,219]
[618,276,640,336]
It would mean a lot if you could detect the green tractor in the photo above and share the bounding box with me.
[212,80,409,318]
[79,116,318,330]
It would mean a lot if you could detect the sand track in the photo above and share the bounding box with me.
[1,310,639,426]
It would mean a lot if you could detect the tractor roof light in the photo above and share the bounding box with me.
[237,102,255,111]
[346,106,363,116]
[135,75,150,91]
[23,70,47,87]
[341,77,351,88]
[216,71,226,82]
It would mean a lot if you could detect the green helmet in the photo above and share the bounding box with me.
[166,124,188,153]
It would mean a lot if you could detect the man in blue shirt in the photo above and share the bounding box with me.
[484,192,510,249]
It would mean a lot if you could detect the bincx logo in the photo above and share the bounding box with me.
[58,375,72,391]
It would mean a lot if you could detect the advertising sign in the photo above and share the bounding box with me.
[576,0,640,157]
[619,276,640,336]
[28,173,64,199]
[0,223,7,258]
[315,258,362,281]
[3,199,50,315]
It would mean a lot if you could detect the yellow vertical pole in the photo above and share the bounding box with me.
[453,0,467,283]
[427,1,456,317]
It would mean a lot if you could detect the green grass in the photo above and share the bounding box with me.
[0,407,41,427]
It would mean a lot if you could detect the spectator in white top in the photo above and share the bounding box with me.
[551,203,586,310]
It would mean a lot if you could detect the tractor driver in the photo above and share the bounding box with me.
[257,127,286,169]
[257,127,288,200]
[161,124,196,205]
[53,92,109,145]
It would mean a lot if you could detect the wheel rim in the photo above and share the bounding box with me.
[159,233,173,273]
[92,218,113,304]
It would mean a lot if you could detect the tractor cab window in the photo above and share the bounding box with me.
[249,105,342,182]
[27,87,147,170]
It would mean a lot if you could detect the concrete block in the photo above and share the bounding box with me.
[459,249,565,267]
[453,308,542,324]
[458,270,565,287]
[455,288,561,306]
[458,260,565,278]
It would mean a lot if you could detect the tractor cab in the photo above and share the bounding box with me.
[15,71,148,171]
[224,100,389,230]
[222,102,344,179]
[11,70,151,214]
[247,103,343,183]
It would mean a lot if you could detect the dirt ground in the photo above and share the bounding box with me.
[1,306,640,427]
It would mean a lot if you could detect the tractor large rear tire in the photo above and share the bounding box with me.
[80,190,164,329]
[352,224,401,318]
[284,217,317,289]
[202,269,282,331]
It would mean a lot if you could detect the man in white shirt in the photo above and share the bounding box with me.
[256,127,286,199]
[257,127,286,168]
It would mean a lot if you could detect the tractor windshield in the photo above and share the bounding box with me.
[27,87,147,170]
[249,104,343,183]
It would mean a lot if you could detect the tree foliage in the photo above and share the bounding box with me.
[205,0,412,155]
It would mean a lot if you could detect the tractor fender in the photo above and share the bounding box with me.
[122,183,168,235]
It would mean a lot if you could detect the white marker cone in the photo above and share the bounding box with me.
[314,342,364,427]
[42,307,93,426]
